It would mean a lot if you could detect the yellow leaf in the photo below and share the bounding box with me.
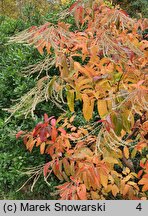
[122,167,130,175]
[123,146,129,159]
[122,109,134,132]
[61,0,70,5]
[70,161,75,176]
[99,58,110,66]
[77,78,92,91]
[106,184,112,193]
[74,62,91,77]
[124,174,132,182]
[103,157,119,164]
[67,89,74,112]
[97,99,108,118]
[82,94,95,121]
[112,184,119,197]
[128,181,139,190]
[90,191,100,199]
[131,148,137,159]
[48,76,56,96]
[100,171,108,188]
[87,169,98,190]
[62,171,69,182]
[72,147,93,159]
[116,65,123,73]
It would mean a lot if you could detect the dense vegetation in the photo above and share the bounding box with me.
[112,0,148,18]
[0,2,62,199]
[0,0,147,200]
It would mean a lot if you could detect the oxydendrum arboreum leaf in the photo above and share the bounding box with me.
[97,100,108,118]
[66,89,75,112]
[10,0,148,200]
[82,94,95,121]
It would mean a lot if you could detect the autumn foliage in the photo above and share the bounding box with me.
[12,0,148,199]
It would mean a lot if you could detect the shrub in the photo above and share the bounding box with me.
[6,0,148,200]
[0,12,61,199]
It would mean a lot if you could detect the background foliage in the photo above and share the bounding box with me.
[111,0,148,18]
[0,4,62,199]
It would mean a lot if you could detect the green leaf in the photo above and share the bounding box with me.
[67,89,75,112]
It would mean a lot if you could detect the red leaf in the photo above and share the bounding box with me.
[44,114,54,123]
[51,119,56,126]
[74,6,84,27]
[97,119,112,132]
[33,122,42,137]
[44,113,49,123]
[28,26,37,32]
[16,130,24,139]
[39,128,47,142]
[51,127,58,142]
[120,10,128,16]
[77,6,84,24]
[137,170,143,179]
[69,1,80,12]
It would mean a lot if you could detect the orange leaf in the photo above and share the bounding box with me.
[123,184,130,196]
[137,170,143,179]
[74,6,84,27]
[46,42,51,54]
[26,136,35,152]
[62,158,71,176]
[52,160,64,181]
[70,115,75,123]
[43,162,51,177]
[37,45,44,55]
[77,184,87,200]
[81,171,90,190]
[142,184,148,192]
[138,178,148,185]
[40,142,45,154]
